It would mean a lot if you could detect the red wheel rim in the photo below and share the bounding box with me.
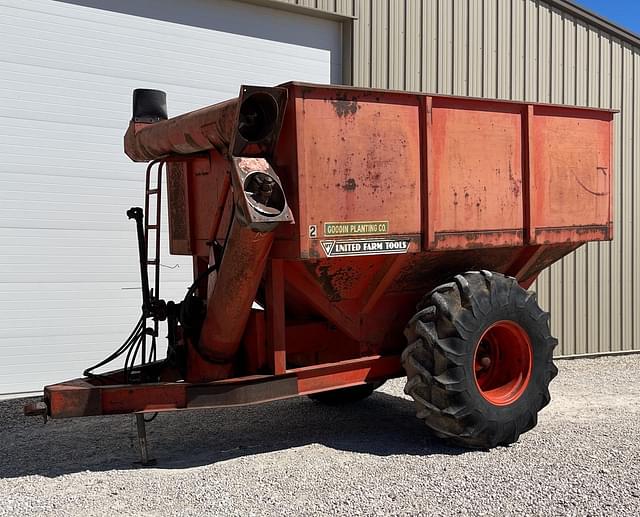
[473,320,532,406]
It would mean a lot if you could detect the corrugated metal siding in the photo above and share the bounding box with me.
[307,0,639,357]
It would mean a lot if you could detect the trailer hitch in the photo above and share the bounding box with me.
[24,400,48,422]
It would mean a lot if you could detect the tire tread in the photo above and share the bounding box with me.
[402,271,558,448]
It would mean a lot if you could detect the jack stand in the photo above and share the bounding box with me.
[134,413,157,467]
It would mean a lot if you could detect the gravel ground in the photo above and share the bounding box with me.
[0,354,639,516]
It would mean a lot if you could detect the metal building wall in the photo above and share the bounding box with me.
[275,0,639,357]
[349,0,640,357]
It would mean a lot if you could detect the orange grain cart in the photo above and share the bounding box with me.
[26,83,614,457]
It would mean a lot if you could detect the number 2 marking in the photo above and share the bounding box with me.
[309,225,317,238]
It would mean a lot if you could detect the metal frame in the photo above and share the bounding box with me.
[40,355,403,419]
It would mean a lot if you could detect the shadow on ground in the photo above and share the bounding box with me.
[0,389,465,478]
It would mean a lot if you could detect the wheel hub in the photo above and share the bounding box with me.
[473,320,533,406]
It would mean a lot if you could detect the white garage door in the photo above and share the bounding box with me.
[0,0,342,396]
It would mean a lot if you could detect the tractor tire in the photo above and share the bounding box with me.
[402,270,558,449]
[308,382,383,405]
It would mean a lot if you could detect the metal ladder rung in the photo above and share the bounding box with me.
[146,224,159,230]
[146,188,159,195]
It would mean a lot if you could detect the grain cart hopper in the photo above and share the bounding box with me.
[25,83,614,458]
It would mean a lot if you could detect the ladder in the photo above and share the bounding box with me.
[143,160,164,363]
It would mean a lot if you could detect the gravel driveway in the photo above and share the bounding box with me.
[0,354,639,516]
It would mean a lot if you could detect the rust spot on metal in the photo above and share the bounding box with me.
[342,178,357,191]
[331,94,359,117]
[315,265,342,302]
[184,133,200,149]
[508,161,521,197]
[167,163,188,242]
[305,262,361,303]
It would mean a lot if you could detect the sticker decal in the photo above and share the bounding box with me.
[321,238,410,258]
[324,220,389,237]
[308,224,317,238]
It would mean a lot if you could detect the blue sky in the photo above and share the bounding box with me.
[577,0,640,35]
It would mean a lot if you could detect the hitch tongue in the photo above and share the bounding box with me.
[24,401,48,422]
